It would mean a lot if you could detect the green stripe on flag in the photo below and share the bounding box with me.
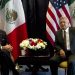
[0,0,10,9]
[68,0,75,6]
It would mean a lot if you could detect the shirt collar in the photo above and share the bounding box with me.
[62,27,69,32]
[65,27,69,32]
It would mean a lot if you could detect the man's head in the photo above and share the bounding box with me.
[59,16,69,30]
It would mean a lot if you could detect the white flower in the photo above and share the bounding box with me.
[20,39,29,49]
[20,38,47,51]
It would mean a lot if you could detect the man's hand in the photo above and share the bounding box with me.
[59,49,66,58]
[2,44,13,52]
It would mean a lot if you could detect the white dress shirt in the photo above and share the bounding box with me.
[63,27,70,50]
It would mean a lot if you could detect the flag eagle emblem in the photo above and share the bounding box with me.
[6,8,18,23]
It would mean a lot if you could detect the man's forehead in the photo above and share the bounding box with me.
[59,17,69,23]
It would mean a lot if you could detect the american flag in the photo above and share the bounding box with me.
[46,0,71,46]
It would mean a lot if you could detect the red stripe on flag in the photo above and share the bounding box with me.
[46,31,54,46]
[62,6,71,23]
[56,9,62,18]
[46,18,56,35]
[7,23,28,60]
[48,8,60,29]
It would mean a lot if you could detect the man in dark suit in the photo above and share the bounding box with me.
[50,16,75,75]
[0,30,19,75]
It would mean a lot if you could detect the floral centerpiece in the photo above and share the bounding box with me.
[20,38,47,56]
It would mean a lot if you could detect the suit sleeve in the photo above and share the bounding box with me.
[0,30,8,46]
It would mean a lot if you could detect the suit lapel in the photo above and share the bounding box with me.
[69,28,73,43]
[59,29,64,43]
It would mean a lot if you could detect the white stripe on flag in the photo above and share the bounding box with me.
[46,12,57,31]
[46,25,55,41]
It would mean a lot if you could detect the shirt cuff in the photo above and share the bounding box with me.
[0,45,2,50]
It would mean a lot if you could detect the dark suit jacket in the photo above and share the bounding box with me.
[0,30,8,46]
[55,27,75,54]
[0,30,10,56]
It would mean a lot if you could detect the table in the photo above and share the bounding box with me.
[15,55,50,74]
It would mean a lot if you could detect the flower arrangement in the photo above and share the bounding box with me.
[20,38,47,51]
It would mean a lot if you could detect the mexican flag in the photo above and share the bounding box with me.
[68,0,75,27]
[0,0,28,60]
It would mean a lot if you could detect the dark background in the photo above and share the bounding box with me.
[21,0,54,57]
[21,0,49,39]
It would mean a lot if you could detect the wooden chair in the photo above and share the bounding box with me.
[59,61,68,75]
